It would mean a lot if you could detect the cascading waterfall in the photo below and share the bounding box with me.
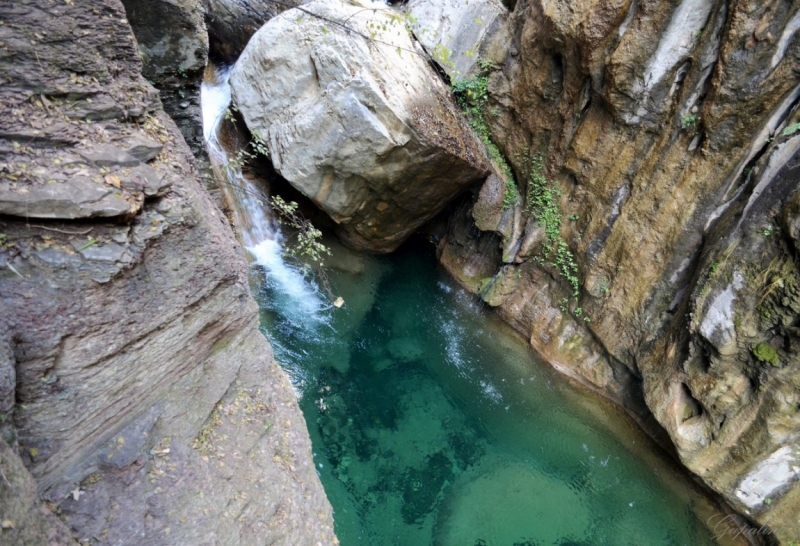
[201,65,326,322]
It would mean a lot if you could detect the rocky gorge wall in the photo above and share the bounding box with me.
[0,0,335,544]
[3,0,798,542]
[433,0,800,541]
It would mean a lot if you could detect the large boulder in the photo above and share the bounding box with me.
[230,0,490,252]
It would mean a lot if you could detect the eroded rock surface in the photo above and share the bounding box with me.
[230,0,489,252]
[0,1,336,544]
[435,0,800,539]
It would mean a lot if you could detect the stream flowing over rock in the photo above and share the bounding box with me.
[230,0,490,253]
[0,1,336,544]
[432,0,800,540]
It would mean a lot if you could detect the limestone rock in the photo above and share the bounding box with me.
[121,0,209,157]
[230,0,489,252]
[78,144,141,167]
[472,173,524,262]
[122,135,165,162]
[404,0,511,80]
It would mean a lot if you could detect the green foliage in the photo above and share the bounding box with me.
[432,43,455,71]
[451,69,518,209]
[681,114,698,130]
[270,195,330,267]
[752,343,779,367]
[525,154,580,299]
[782,122,800,136]
[222,124,270,170]
[476,58,495,71]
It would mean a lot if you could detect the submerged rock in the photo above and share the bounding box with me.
[230,0,490,252]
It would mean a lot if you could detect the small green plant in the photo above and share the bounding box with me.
[222,129,270,170]
[525,154,580,299]
[270,195,330,267]
[782,122,800,137]
[752,343,779,367]
[681,114,698,130]
[476,57,495,71]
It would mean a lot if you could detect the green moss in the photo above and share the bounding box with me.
[476,277,493,294]
[451,72,518,209]
[752,343,780,367]
[526,155,579,299]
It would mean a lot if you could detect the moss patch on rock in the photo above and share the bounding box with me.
[752,343,780,367]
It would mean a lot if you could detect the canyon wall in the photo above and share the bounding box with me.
[0,0,335,543]
[436,0,800,540]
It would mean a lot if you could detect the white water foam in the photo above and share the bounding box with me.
[200,65,326,324]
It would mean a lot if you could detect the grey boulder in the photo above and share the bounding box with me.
[230,0,489,252]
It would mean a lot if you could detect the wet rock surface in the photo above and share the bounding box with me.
[230,0,490,253]
[0,0,336,544]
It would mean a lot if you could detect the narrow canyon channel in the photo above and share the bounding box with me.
[203,66,746,546]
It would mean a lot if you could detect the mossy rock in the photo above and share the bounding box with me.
[477,277,493,294]
[752,343,780,367]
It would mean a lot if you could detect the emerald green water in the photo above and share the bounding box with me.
[252,239,722,546]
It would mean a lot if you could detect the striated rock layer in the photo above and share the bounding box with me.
[0,0,336,544]
[230,0,490,253]
[434,0,800,540]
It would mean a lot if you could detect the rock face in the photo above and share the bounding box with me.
[204,0,303,64]
[0,438,75,545]
[434,0,800,540]
[230,0,490,253]
[0,1,336,544]
[120,0,209,157]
